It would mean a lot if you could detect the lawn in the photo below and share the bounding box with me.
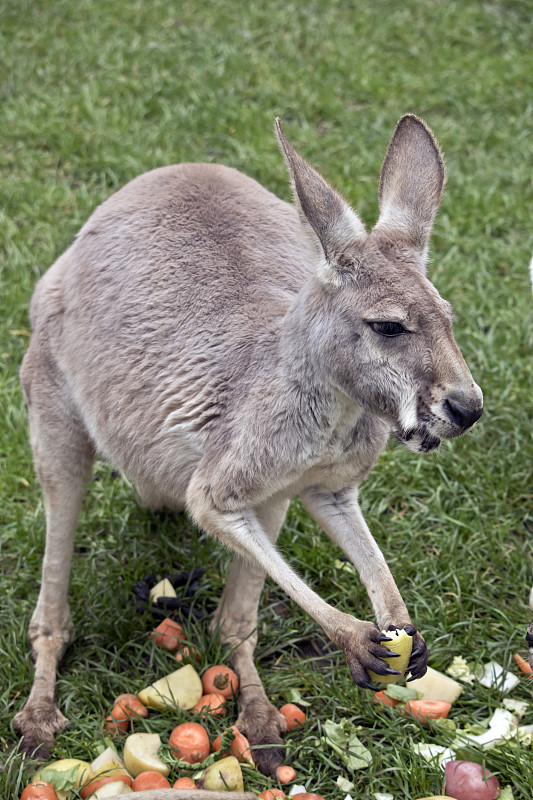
[1,0,532,797]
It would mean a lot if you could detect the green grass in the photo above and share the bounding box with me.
[1,0,533,797]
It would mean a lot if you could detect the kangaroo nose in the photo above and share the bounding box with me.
[443,397,483,431]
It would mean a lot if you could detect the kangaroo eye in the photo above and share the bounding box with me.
[369,321,408,337]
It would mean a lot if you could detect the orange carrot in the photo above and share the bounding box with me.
[277,766,297,784]
[404,699,451,724]
[514,652,533,676]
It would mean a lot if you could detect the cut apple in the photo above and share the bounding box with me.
[368,628,413,684]
[84,779,133,798]
[122,733,170,778]
[89,747,130,782]
[149,578,177,603]
[196,756,244,792]
[137,663,203,711]
[33,758,92,800]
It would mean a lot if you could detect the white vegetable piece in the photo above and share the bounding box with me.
[149,577,177,602]
[406,666,463,703]
[478,661,520,693]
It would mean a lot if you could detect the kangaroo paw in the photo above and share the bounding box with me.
[14,700,69,757]
[236,698,287,776]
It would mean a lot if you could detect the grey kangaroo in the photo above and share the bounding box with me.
[15,115,483,777]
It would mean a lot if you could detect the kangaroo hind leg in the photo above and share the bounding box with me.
[14,350,94,755]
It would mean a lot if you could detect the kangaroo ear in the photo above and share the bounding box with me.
[275,118,367,287]
[373,114,445,269]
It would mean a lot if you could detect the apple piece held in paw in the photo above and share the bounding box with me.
[367,628,413,684]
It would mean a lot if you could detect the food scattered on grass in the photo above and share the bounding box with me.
[404,699,452,724]
[407,667,464,703]
[258,789,286,799]
[513,652,533,677]
[478,662,519,693]
[279,703,306,730]
[131,771,172,791]
[80,775,133,799]
[202,664,239,698]
[212,725,254,764]
[276,765,297,784]
[123,732,170,778]
[168,721,211,764]
[21,783,59,800]
[137,663,203,710]
[444,759,501,800]
[148,578,177,603]
[367,628,413,684]
[196,755,244,792]
[173,777,196,788]
[193,690,226,716]
[319,718,372,771]
[151,617,186,650]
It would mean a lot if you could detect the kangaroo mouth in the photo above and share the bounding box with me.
[394,426,441,453]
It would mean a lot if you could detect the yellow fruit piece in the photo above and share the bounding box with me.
[408,666,463,703]
[137,663,203,711]
[368,628,413,684]
[89,747,130,781]
[33,758,92,800]
[88,782,133,798]
[122,732,170,778]
[149,578,177,602]
[196,756,244,792]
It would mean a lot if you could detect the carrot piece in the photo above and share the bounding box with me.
[373,690,400,708]
[258,790,286,799]
[514,652,533,676]
[193,691,226,716]
[404,699,452,724]
[277,765,297,784]
[152,618,186,650]
[279,703,306,730]
[173,777,196,788]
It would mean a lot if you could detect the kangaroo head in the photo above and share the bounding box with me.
[277,115,483,453]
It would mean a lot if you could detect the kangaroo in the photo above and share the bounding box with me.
[15,115,483,776]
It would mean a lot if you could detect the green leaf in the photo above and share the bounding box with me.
[383,684,420,702]
[40,764,81,791]
[284,687,311,707]
[320,719,372,771]
[498,787,514,800]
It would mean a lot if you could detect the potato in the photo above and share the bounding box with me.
[137,663,203,711]
[444,760,500,800]
[122,733,170,778]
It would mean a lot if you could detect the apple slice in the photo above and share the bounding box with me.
[33,758,92,800]
[86,781,133,798]
[149,578,177,603]
[197,756,244,792]
[137,663,203,711]
[89,747,130,782]
[367,628,413,684]
[122,733,170,778]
